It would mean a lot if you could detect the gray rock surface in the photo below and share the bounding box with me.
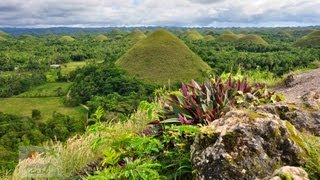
[191,110,306,180]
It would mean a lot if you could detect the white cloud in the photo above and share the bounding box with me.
[0,0,319,27]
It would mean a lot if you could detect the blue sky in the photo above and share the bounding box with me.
[0,0,319,27]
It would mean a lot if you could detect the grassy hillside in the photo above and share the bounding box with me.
[59,36,75,42]
[294,30,320,47]
[116,29,211,85]
[0,31,9,37]
[217,31,239,42]
[238,34,268,45]
[94,34,109,42]
[185,30,204,40]
[0,36,7,41]
[129,29,147,42]
[204,35,215,41]
[16,82,72,98]
[0,97,86,121]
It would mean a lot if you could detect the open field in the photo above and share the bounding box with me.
[61,61,88,75]
[16,82,72,97]
[0,97,87,121]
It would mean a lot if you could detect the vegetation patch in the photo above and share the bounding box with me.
[116,29,211,85]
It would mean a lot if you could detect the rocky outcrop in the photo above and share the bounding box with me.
[268,166,309,180]
[253,91,320,136]
[190,110,307,180]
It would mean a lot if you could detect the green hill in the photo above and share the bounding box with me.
[0,36,7,41]
[59,36,75,42]
[238,34,268,45]
[294,30,320,47]
[129,29,147,42]
[94,34,109,42]
[204,35,215,41]
[217,34,239,42]
[116,29,211,85]
[0,31,9,37]
[185,30,204,40]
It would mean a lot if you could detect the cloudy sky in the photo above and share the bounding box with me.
[0,0,319,27]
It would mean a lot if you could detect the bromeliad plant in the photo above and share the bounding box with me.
[164,76,283,125]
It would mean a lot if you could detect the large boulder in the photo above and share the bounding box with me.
[191,110,306,180]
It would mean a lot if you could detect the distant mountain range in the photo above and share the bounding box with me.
[0,26,319,36]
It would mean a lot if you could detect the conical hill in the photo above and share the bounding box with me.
[95,34,109,42]
[129,29,147,42]
[294,30,320,47]
[238,34,268,45]
[116,29,211,85]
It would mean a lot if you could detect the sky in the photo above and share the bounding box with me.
[0,0,319,27]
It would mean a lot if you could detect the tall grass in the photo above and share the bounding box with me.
[11,101,161,179]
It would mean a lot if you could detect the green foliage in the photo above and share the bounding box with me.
[88,159,161,180]
[0,112,47,170]
[31,109,41,120]
[116,29,212,85]
[158,125,200,179]
[0,72,46,97]
[69,63,155,115]
[164,77,282,125]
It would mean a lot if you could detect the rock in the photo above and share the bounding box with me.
[191,110,306,180]
[254,102,320,136]
[268,166,309,180]
[301,91,320,110]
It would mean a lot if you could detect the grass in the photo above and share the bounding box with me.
[285,122,320,179]
[12,135,97,179]
[0,97,86,122]
[16,82,72,98]
[238,34,268,45]
[12,101,160,179]
[116,29,211,85]
[61,61,88,76]
[294,30,320,47]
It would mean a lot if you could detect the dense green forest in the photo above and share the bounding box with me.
[1,27,320,174]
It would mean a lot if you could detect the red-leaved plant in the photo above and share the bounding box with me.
[163,76,278,125]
